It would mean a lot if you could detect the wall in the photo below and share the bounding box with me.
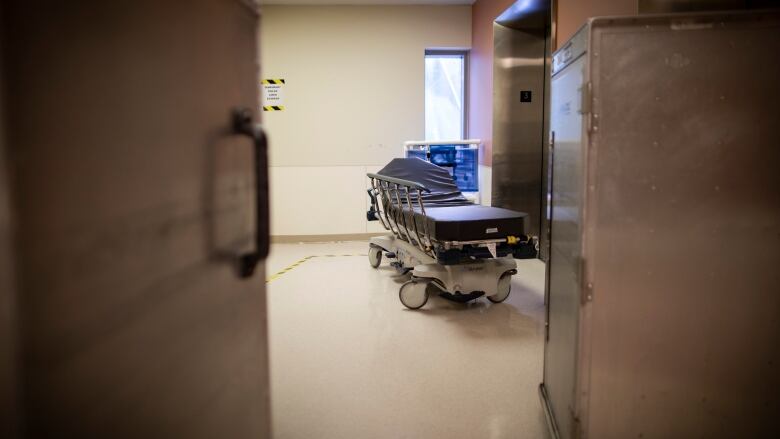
[261,5,471,236]
[556,0,637,48]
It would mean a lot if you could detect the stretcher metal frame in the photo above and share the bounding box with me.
[367,172,529,309]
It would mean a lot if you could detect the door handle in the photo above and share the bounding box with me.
[232,107,269,278]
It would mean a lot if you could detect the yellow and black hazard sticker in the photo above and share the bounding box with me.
[266,254,367,283]
[262,79,285,111]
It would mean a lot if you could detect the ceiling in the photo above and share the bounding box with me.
[262,0,475,5]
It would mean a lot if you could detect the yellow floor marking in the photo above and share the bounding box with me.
[266,254,368,283]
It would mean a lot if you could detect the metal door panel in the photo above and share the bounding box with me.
[491,23,548,238]
[544,53,587,439]
[583,12,780,438]
[3,0,270,437]
[0,26,20,435]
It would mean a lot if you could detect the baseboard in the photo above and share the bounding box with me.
[539,383,561,439]
[271,233,388,243]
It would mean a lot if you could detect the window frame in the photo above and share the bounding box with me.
[424,49,469,140]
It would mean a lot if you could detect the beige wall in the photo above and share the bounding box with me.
[261,5,471,235]
[261,2,639,236]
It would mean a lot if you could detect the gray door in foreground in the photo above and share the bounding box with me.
[2,0,270,437]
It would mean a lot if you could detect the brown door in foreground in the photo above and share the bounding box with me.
[1,0,270,437]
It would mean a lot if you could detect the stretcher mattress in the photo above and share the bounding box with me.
[377,158,528,241]
[414,205,527,242]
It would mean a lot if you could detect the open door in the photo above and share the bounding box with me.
[2,0,270,437]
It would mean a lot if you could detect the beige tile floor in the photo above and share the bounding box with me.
[265,240,550,439]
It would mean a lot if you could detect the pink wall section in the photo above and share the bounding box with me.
[468,0,515,167]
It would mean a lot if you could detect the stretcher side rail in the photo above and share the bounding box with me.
[366,173,431,193]
[367,173,434,256]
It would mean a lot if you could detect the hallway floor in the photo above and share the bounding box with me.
[266,240,549,439]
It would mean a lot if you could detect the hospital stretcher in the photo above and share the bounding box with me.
[366,158,538,309]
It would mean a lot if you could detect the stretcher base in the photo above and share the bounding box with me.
[369,235,517,309]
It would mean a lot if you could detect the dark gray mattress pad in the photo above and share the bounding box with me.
[401,205,527,242]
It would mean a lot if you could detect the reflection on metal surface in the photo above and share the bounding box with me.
[545,50,586,439]
[496,0,549,30]
[491,1,550,254]
[497,57,545,69]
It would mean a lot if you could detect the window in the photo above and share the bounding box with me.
[425,50,467,141]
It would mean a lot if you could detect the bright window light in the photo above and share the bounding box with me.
[425,51,466,141]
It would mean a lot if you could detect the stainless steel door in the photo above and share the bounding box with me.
[491,22,548,238]
[544,52,587,439]
[2,0,270,437]
[583,13,780,438]
[542,12,780,439]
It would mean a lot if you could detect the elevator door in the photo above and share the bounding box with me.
[3,0,270,437]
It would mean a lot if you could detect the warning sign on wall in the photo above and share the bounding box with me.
[262,79,285,111]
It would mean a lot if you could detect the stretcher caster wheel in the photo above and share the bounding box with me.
[399,281,428,310]
[368,245,382,268]
[488,272,512,303]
